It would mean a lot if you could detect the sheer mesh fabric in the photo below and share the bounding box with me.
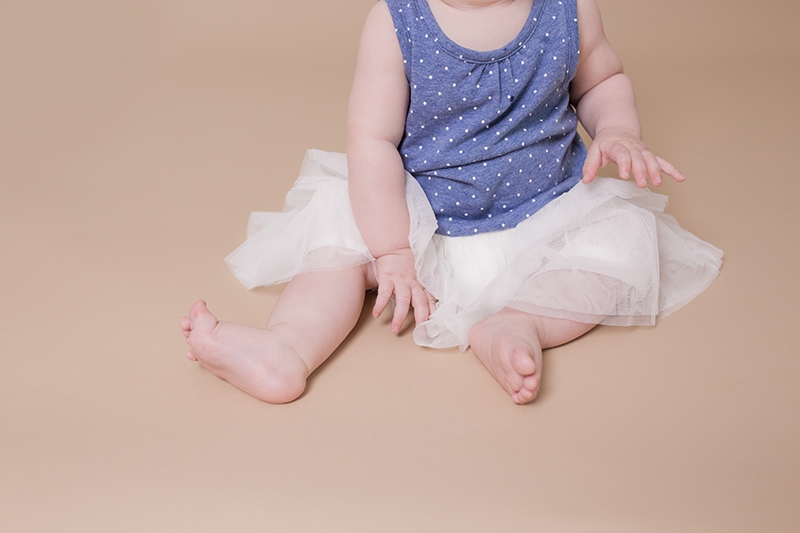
[226,150,723,349]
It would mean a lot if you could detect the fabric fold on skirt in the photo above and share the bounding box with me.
[226,149,723,350]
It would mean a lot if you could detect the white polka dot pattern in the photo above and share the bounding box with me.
[387,0,585,236]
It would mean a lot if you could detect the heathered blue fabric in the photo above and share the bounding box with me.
[385,0,586,236]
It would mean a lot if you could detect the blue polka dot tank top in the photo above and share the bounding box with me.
[385,0,586,236]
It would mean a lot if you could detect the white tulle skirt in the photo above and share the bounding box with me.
[226,149,723,350]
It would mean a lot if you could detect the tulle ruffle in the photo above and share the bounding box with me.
[226,149,722,349]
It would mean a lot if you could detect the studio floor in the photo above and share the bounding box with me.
[2,0,798,531]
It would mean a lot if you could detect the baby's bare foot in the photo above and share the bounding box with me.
[180,301,309,403]
[468,309,544,405]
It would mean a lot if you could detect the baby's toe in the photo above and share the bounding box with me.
[523,374,539,392]
[515,386,537,404]
[189,301,218,331]
[510,347,537,377]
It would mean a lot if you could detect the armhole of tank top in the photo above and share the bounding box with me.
[565,0,580,85]
[383,0,414,80]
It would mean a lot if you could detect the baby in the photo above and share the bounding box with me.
[181,0,722,404]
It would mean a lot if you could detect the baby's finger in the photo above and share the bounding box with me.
[629,150,649,188]
[391,287,412,333]
[608,143,632,181]
[642,150,663,187]
[582,144,603,183]
[426,290,438,319]
[411,285,431,326]
[656,156,686,182]
[373,281,394,318]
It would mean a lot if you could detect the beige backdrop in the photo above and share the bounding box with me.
[1,0,799,531]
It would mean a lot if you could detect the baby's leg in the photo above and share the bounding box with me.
[468,309,595,405]
[180,264,372,403]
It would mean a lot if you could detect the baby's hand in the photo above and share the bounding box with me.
[373,248,437,334]
[582,127,685,187]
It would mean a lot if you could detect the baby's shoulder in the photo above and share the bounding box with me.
[575,0,605,42]
[359,1,404,50]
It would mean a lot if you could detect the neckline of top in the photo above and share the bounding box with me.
[415,0,547,63]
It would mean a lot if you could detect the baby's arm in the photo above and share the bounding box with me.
[570,0,684,187]
[348,2,436,333]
